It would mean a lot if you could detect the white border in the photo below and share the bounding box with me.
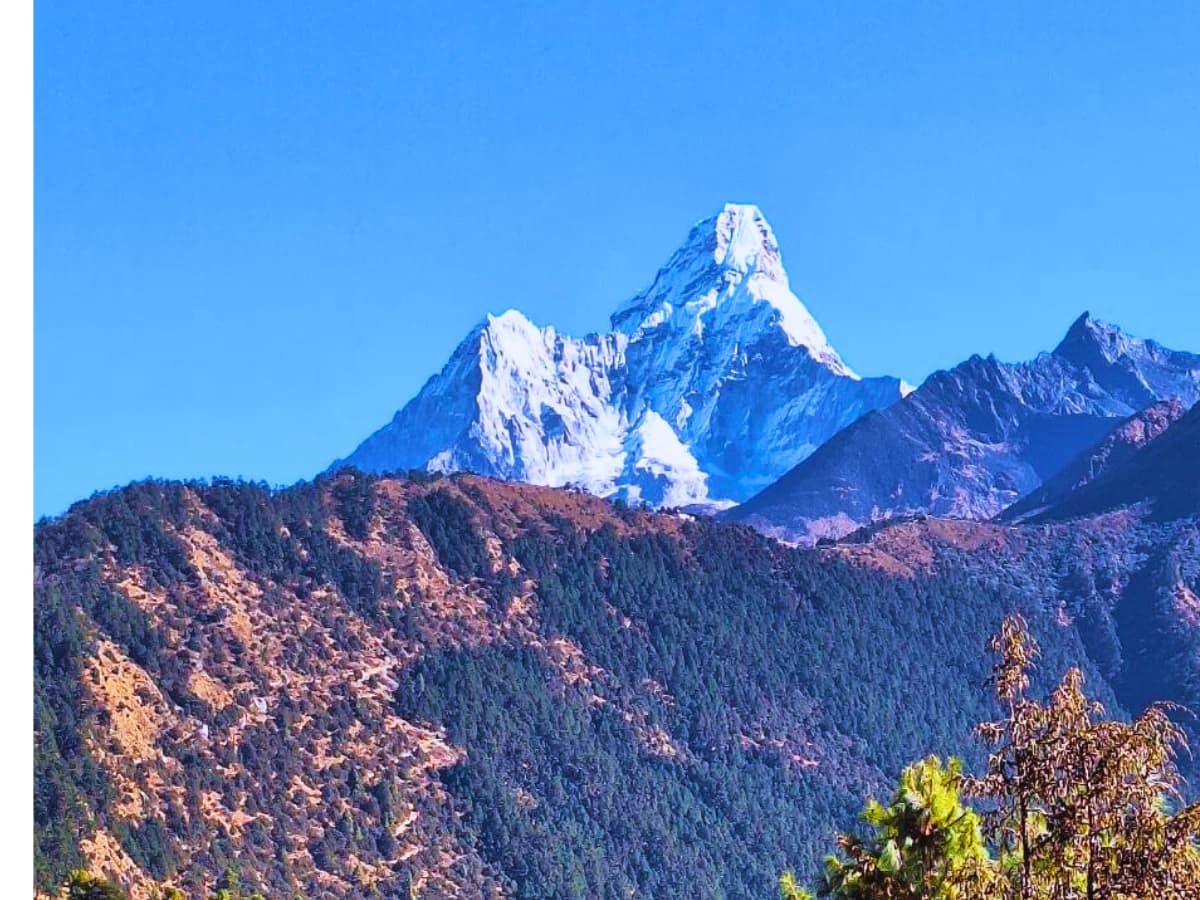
[4,0,34,891]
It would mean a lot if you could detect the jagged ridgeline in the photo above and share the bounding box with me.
[40,470,1173,899]
[333,204,908,511]
[730,315,1200,544]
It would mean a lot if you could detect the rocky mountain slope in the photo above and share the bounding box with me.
[1000,398,1186,523]
[336,204,906,508]
[35,464,1200,898]
[730,314,1200,543]
[1017,396,1200,524]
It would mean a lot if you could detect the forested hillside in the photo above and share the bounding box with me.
[34,471,1196,898]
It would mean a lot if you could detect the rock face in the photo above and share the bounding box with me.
[335,204,907,508]
[730,314,1200,543]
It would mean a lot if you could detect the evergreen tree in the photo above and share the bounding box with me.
[785,757,996,899]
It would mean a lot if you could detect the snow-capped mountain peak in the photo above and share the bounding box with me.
[709,202,783,276]
[478,308,545,352]
[335,203,907,507]
[611,203,848,374]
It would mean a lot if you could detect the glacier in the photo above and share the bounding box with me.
[334,203,907,507]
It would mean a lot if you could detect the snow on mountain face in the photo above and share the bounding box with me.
[611,204,848,373]
[335,204,907,506]
[340,310,630,495]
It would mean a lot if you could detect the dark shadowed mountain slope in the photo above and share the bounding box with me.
[1000,398,1186,523]
[729,314,1200,544]
[827,502,1200,777]
[1021,399,1200,524]
[36,472,1145,899]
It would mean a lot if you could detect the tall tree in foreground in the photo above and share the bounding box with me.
[781,756,998,899]
[785,614,1200,899]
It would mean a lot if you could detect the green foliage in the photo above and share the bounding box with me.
[330,469,376,540]
[34,581,90,889]
[396,513,1111,896]
[65,870,126,900]
[210,864,266,900]
[812,757,996,899]
[786,616,1200,899]
[34,570,135,889]
[31,478,393,895]
[405,487,492,581]
[779,871,815,900]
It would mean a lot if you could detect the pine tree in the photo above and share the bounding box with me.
[787,756,998,899]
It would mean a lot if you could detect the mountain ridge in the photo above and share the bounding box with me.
[35,465,1200,898]
[1000,398,1187,523]
[1018,398,1200,523]
[729,314,1200,543]
[335,203,907,508]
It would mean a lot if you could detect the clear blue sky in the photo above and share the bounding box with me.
[35,1,1200,518]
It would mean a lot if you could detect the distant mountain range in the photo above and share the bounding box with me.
[730,313,1200,542]
[1015,395,1200,524]
[999,398,1186,524]
[336,204,907,509]
[334,203,1200,546]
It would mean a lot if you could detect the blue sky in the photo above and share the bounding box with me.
[35,1,1200,517]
